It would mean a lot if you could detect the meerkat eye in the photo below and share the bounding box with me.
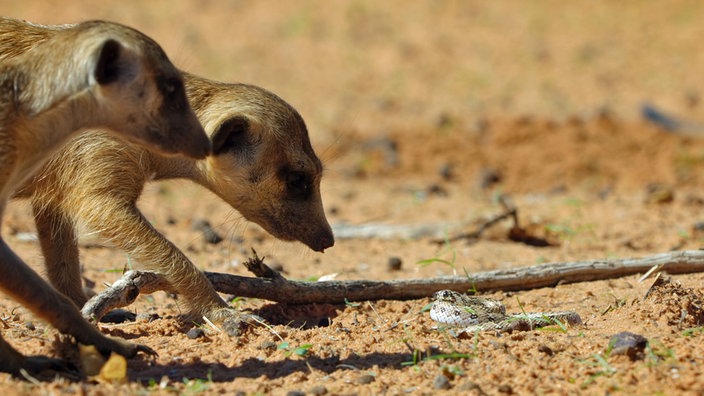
[158,77,188,112]
[164,81,175,94]
[285,171,312,200]
[161,77,182,96]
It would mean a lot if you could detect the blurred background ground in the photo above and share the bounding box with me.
[2,1,704,394]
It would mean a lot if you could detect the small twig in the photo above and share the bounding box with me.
[201,316,222,333]
[19,369,42,385]
[82,270,173,321]
[638,264,663,282]
[434,195,518,244]
[437,208,517,244]
[248,315,285,343]
[241,249,284,281]
[643,272,666,300]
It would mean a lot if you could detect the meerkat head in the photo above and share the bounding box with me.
[75,21,211,159]
[191,80,334,252]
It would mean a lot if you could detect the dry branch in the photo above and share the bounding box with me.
[332,196,518,244]
[331,221,467,240]
[83,249,704,320]
[435,194,518,244]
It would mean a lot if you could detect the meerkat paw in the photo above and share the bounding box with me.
[89,335,157,359]
[207,307,266,337]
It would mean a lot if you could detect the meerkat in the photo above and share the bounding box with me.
[0,17,211,375]
[16,73,335,333]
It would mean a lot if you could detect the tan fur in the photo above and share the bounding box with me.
[0,17,211,375]
[16,72,334,326]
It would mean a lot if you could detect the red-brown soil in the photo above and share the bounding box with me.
[3,1,704,394]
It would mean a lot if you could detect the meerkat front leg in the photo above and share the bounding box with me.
[53,199,249,332]
[33,203,87,308]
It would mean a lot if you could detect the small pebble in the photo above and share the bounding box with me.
[309,385,328,395]
[693,222,704,232]
[387,256,403,271]
[364,137,398,168]
[100,309,136,324]
[192,218,224,244]
[686,91,700,109]
[356,374,375,384]
[644,183,674,204]
[685,194,704,206]
[457,381,484,393]
[498,384,513,393]
[597,186,613,200]
[24,321,35,331]
[438,162,455,181]
[537,344,554,356]
[427,184,448,197]
[286,391,305,396]
[186,327,206,340]
[471,118,489,133]
[223,316,247,337]
[478,168,502,189]
[609,331,648,361]
[549,184,568,195]
[435,113,454,129]
[136,313,161,322]
[433,374,452,390]
[258,341,278,351]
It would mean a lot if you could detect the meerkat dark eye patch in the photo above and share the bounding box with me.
[159,77,182,96]
[212,116,250,155]
[95,39,123,85]
[284,171,313,200]
[158,77,188,111]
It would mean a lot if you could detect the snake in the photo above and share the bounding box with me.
[429,290,582,332]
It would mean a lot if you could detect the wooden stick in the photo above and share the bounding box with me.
[83,250,704,320]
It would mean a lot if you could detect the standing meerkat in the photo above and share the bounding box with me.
[0,17,210,376]
[16,73,335,332]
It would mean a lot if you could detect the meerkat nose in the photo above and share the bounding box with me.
[311,228,335,252]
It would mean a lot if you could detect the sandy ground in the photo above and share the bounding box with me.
[2,1,704,394]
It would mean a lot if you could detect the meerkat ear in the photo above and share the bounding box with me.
[212,116,250,155]
[94,39,125,85]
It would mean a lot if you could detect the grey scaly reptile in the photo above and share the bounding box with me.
[430,290,582,332]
